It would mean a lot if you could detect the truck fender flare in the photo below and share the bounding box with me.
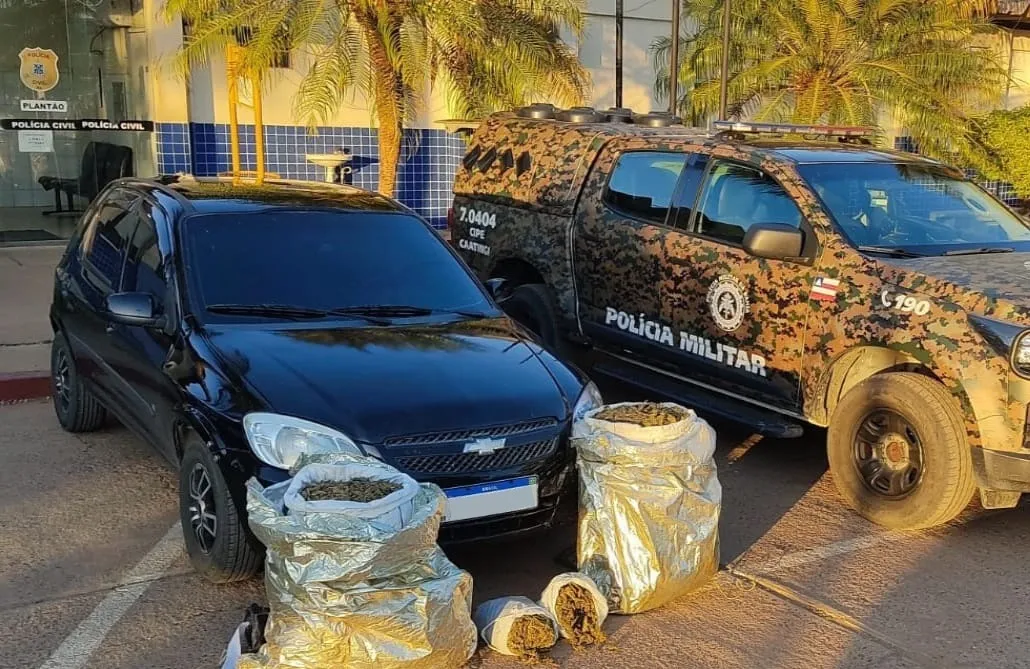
[813,346,982,449]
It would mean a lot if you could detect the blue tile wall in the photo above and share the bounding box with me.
[156,122,466,227]
[155,122,192,174]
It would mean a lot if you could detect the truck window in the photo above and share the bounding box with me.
[603,152,687,224]
[696,162,802,245]
[669,155,709,229]
[800,162,1030,252]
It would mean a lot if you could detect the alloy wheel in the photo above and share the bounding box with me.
[53,346,72,414]
[187,463,218,554]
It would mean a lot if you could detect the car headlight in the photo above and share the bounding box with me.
[572,381,603,423]
[242,412,362,469]
[970,315,1030,378]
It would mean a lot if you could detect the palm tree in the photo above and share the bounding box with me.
[169,7,278,184]
[166,0,589,196]
[653,0,1008,171]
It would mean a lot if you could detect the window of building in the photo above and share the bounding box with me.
[604,151,687,224]
[695,162,802,245]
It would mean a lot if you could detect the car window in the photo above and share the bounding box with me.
[669,155,709,229]
[80,190,141,290]
[604,151,687,224]
[183,211,493,320]
[122,204,167,305]
[696,162,803,245]
[800,162,1030,252]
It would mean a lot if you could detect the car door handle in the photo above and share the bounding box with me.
[105,323,116,334]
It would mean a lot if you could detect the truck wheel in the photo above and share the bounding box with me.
[179,436,263,583]
[51,334,107,433]
[827,372,975,530]
[503,283,564,355]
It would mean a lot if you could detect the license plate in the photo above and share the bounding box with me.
[443,476,539,523]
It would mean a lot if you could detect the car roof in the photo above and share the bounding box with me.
[740,140,943,166]
[482,115,936,164]
[118,175,409,216]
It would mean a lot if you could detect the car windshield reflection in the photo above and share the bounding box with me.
[182,210,492,323]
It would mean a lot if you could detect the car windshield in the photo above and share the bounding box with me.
[798,162,1030,255]
[182,210,491,322]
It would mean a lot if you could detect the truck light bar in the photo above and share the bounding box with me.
[713,121,875,137]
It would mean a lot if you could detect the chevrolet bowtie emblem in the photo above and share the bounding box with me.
[463,437,506,455]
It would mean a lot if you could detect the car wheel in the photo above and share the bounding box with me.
[179,436,263,583]
[51,334,107,432]
[827,372,976,530]
[503,283,564,355]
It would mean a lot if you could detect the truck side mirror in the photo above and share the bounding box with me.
[742,223,804,260]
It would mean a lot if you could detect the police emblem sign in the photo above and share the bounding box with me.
[19,47,60,93]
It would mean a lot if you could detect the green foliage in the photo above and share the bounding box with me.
[975,105,1030,197]
[163,0,590,195]
[653,0,1008,172]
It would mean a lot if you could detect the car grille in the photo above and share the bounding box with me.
[384,418,557,447]
[394,438,558,475]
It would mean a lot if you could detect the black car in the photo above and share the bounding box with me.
[49,176,600,582]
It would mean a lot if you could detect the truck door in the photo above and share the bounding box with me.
[572,149,686,359]
[659,158,817,412]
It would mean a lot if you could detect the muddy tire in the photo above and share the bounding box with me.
[51,334,107,432]
[179,437,263,583]
[503,283,564,354]
[827,372,976,530]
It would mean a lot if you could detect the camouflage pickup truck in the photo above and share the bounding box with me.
[449,105,1030,530]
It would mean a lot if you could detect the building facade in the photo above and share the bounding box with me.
[0,0,676,244]
[0,1,1025,246]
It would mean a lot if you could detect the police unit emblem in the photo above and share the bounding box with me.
[707,274,749,332]
[19,47,60,93]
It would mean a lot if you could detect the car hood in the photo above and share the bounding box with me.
[203,317,573,444]
[879,253,1030,325]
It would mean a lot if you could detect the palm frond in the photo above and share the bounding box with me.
[657,0,1008,165]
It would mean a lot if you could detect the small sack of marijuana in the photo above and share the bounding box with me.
[539,573,608,649]
[474,596,559,662]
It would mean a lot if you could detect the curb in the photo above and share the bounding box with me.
[0,372,51,403]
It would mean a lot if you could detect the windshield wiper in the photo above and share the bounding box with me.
[332,304,492,317]
[207,303,390,325]
[942,247,1015,256]
[856,245,925,258]
[207,303,329,319]
[332,304,434,317]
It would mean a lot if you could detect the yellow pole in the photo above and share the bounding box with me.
[226,44,242,184]
[252,72,265,185]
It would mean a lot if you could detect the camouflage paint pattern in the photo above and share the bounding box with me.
[451,112,1030,465]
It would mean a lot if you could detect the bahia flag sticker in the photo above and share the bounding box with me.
[810,277,840,302]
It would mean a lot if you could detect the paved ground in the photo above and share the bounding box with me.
[3,393,1030,669]
[0,245,62,375]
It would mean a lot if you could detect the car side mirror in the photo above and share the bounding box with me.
[485,277,513,303]
[105,292,165,328]
[742,223,804,260]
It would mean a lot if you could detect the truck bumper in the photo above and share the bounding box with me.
[972,446,1030,492]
